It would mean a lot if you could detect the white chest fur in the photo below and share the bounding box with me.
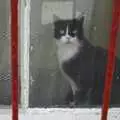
[56,44,80,95]
[56,40,81,96]
[57,43,80,63]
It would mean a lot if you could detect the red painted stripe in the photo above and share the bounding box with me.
[11,0,19,120]
[101,0,120,120]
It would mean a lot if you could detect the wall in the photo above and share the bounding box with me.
[89,0,120,58]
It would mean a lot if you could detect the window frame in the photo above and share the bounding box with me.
[19,0,120,116]
[1,0,120,120]
[19,0,30,109]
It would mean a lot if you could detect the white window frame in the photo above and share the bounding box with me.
[0,0,120,120]
[19,0,30,110]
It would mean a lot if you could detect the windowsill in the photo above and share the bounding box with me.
[0,107,119,120]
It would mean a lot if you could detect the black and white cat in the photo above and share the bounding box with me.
[53,15,120,106]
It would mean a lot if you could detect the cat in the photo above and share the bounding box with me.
[53,15,120,106]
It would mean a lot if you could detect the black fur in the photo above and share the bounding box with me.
[53,16,120,106]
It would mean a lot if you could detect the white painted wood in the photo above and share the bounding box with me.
[0,108,120,120]
[19,0,31,109]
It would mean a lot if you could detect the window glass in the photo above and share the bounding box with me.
[29,0,120,108]
[0,0,11,105]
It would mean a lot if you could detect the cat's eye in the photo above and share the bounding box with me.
[60,30,65,34]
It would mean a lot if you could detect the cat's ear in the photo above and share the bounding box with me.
[53,14,60,22]
[77,15,85,38]
[77,15,85,25]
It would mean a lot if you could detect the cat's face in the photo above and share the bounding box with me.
[53,15,84,47]
[53,15,84,63]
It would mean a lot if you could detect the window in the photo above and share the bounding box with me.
[29,0,95,108]
[29,0,120,108]
[0,0,120,120]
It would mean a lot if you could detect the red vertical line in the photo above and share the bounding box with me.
[101,0,120,120]
[11,0,19,120]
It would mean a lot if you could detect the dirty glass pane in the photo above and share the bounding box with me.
[29,0,120,107]
[0,0,11,105]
